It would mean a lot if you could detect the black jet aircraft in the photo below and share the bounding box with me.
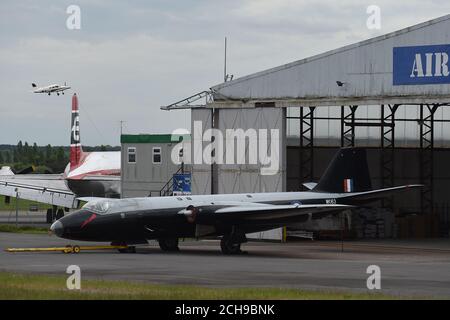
[50,148,421,254]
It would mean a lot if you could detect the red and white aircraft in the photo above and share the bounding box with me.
[63,93,121,197]
[0,94,121,208]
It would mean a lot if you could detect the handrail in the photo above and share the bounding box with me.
[159,167,186,197]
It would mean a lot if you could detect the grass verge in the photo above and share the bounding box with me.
[0,272,408,300]
[0,224,48,234]
[0,195,52,211]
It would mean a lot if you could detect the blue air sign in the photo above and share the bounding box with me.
[393,45,450,85]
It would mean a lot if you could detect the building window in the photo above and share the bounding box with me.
[153,147,161,164]
[128,147,136,163]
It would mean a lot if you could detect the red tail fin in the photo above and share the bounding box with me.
[70,93,83,168]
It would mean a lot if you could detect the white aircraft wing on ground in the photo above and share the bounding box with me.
[0,174,79,208]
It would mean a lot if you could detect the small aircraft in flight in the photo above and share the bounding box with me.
[32,82,71,96]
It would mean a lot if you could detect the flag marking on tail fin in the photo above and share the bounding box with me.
[343,178,353,193]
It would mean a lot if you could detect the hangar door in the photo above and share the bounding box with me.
[216,107,286,194]
[190,109,213,195]
[191,106,286,241]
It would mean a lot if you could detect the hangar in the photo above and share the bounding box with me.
[158,15,450,240]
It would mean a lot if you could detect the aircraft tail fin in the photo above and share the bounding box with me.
[313,148,372,193]
[70,93,84,169]
[31,83,37,88]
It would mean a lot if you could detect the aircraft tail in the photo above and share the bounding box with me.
[70,93,84,168]
[31,83,37,88]
[313,148,372,193]
[312,147,423,203]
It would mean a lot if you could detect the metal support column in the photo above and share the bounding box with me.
[381,104,399,209]
[299,106,315,189]
[341,105,358,147]
[419,103,439,220]
[211,107,218,194]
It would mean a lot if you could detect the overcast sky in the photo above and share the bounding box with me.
[1,0,450,146]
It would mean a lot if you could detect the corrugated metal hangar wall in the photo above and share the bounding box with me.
[210,15,450,106]
[190,107,286,240]
[191,108,286,195]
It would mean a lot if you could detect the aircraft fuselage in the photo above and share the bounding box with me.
[51,191,354,243]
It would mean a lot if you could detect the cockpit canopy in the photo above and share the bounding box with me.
[81,198,146,215]
[82,200,113,214]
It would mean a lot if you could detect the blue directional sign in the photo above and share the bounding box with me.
[173,173,191,195]
[393,44,450,85]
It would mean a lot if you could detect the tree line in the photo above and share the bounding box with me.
[0,141,120,174]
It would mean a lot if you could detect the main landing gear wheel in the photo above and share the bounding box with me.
[220,235,242,255]
[158,238,179,252]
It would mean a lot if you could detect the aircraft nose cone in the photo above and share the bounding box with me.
[50,220,64,237]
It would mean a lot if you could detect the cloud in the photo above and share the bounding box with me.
[1,0,450,145]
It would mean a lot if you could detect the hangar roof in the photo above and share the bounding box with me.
[210,14,450,107]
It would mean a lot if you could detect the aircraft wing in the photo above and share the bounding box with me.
[75,175,121,181]
[185,202,353,225]
[213,203,351,219]
[0,174,79,208]
[340,184,423,204]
